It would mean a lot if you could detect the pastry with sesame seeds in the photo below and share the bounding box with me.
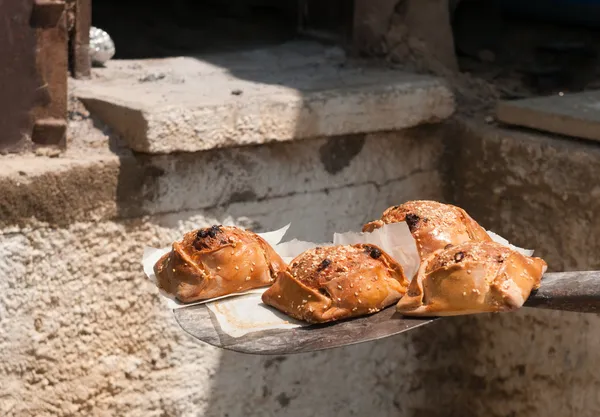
[396,241,547,316]
[154,225,287,303]
[262,244,409,323]
[363,200,492,260]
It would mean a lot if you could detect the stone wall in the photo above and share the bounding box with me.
[0,128,447,417]
[3,118,600,417]
[440,121,600,417]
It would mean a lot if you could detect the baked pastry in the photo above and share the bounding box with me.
[363,200,492,260]
[154,225,287,303]
[262,244,409,323]
[396,241,547,316]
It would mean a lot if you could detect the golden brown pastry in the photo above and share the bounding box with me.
[262,244,409,323]
[154,225,287,303]
[363,200,492,260]
[396,241,547,316]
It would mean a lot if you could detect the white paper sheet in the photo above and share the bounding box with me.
[487,230,535,257]
[273,238,330,263]
[205,288,306,338]
[333,222,421,280]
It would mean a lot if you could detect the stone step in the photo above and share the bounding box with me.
[75,41,455,154]
[496,90,600,142]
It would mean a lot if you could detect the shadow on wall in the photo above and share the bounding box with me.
[198,320,480,417]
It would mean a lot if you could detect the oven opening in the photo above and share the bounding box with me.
[91,0,354,60]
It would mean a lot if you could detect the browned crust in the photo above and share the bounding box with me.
[154,226,287,303]
[262,244,409,323]
[396,241,547,317]
[362,200,492,259]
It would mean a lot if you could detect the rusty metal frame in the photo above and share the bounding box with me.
[0,0,91,153]
[30,0,69,148]
[69,0,91,79]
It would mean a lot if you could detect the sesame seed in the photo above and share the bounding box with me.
[463,292,467,296]
[172,269,176,272]
[358,300,362,304]
[302,299,307,304]
[367,285,371,290]
[217,266,221,271]
[352,307,358,312]
[337,285,342,290]
[354,292,358,296]
[467,270,472,274]
[252,262,256,266]
[350,283,354,288]
[337,298,341,302]
[308,295,312,298]
[235,266,239,270]
[278,295,281,299]
[245,276,251,281]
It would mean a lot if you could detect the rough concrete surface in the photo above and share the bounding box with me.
[0,126,446,229]
[0,128,447,417]
[4,102,600,417]
[4,116,600,416]
[496,91,600,143]
[74,41,455,154]
[444,119,600,417]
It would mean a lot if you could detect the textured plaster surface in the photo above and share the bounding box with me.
[3,119,600,416]
[0,129,447,417]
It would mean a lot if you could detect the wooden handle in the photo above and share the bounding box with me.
[524,271,600,313]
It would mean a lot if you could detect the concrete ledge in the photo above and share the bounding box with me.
[75,42,455,154]
[496,91,600,142]
[0,153,146,228]
[0,127,448,229]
